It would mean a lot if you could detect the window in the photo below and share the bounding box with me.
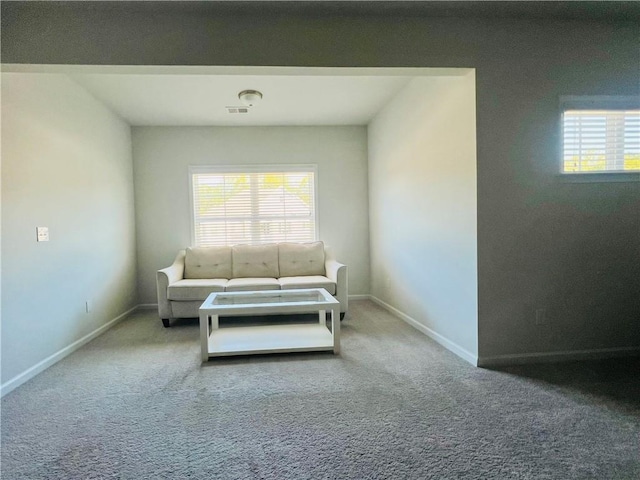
[561,97,640,174]
[190,166,318,246]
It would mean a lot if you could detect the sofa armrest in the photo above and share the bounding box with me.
[156,250,186,320]
[325,258,348,314]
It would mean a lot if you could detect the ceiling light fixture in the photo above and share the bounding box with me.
[238,89,263,107]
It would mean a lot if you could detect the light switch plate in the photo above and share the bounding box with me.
[36,227,49,242]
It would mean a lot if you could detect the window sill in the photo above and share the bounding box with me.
[557,172,640,183]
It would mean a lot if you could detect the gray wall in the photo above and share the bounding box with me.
[368,73,478,360]
[132,126,370,304]
[2,3,639,362]
[1,73,137,386]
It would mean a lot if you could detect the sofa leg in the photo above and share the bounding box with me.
[161,318,171,328]
[340,312,346,321]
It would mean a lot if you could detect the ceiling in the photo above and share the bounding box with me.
[70,72,415,126]
[4,65,469,126]
[209,1,640,21]
[17,2,640,22]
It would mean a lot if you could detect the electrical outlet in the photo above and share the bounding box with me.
[535,308,547,325]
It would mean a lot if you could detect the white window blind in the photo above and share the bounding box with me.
[190,167,318,246]
[562,109,640,173]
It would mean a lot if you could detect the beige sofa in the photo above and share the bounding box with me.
[157,241,348,327]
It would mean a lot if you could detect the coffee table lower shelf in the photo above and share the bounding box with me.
[206,324,334,357]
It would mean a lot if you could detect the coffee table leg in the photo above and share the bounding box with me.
[318,309,326,325]
[200,313,210,362]
[332,307,340,354]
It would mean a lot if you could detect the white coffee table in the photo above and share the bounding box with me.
[199,288,340,361]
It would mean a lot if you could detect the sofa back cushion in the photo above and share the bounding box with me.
[278,241,325,277]
[232,244,279,278]
[184,246,232,279]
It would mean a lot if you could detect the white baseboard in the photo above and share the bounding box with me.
[478,346,640,367]
[369,296,478,366]
[348,294,371,301]
[1,305,138,398]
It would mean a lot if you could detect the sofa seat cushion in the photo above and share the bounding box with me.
[278,242,325,277]
[278,276,336,295]
[226,277,281,292]
[168,279,228,301]
[232,244,279,278]
[184,246,232,279]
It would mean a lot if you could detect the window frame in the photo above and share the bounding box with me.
[188,164,320,247]
[559,95,640,180]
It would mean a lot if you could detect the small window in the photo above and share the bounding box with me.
[561,97,640,174]
[189,166,318,247]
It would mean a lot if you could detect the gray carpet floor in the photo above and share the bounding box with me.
[2,300,639,479]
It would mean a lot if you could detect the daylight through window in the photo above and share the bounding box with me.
[562,108,640,174]
[190,166,317,246]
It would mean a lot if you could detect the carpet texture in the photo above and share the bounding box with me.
[2,300,639,479]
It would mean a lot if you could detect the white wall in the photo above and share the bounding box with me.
[1,73,137,388]
[133,126,370,304]
[368,73,478,361]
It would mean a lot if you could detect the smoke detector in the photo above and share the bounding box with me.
[238,89,263,107]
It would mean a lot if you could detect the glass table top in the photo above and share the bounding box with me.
[212,290,328,306]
